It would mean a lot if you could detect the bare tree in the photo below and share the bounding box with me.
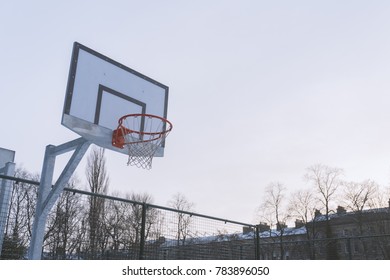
[305,164,343,220]
[288,188,317,259]
[85,147,110,258]
[44,177,84,259]
[305,164,343,259]
[1,168,37,259]
[289,188,316,226]
[130,193,160,243]
[104,193,127,253]
[86,147,109,194]
[258,182,290,259]
[341,179,379,258]
[368,185,390,209]
[124,193,155,248]
[168,193,194,246]
[371,186,390,259]
[343,179,378,213]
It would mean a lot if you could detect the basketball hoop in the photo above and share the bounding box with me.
[112,114,173,169]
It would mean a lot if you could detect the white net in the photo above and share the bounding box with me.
[119,114,172,169]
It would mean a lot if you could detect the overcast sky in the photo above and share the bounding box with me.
[1,0,390,223]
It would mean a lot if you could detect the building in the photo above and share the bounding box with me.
[151,203,390,260]
[306,203,390,259]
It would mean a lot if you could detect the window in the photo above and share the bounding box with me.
[353,241,361,253]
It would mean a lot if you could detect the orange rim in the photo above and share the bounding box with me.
[112,114,173,148]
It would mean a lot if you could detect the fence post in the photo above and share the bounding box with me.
[139,203,147,260]
[255,225,260,260]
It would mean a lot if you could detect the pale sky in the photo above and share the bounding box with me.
[1,0,390,223]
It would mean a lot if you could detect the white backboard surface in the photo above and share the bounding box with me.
[0,148,15,170]
[62,42,169,156]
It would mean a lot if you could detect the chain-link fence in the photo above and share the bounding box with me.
[257,234,390,260]
[0,175,256,260]
[1,174,390,260]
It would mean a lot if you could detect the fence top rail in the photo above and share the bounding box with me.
[0,174,255,228]
[260,233,390,246]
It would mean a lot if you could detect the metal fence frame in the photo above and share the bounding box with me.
[1,174,390,260]
[0,174,257,260]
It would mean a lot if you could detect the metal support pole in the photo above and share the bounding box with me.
[0,162,16,256]
[28,138,90,260]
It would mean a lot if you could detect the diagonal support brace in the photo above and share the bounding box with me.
[28,137,91,260]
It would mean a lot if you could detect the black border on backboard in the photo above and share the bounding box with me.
[62,42,169,120]
[94,84,147,126]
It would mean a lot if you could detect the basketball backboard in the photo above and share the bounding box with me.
[62,42,169,156]
[0,148,15,171]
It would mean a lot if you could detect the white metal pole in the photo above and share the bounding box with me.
[28,138,90,259]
